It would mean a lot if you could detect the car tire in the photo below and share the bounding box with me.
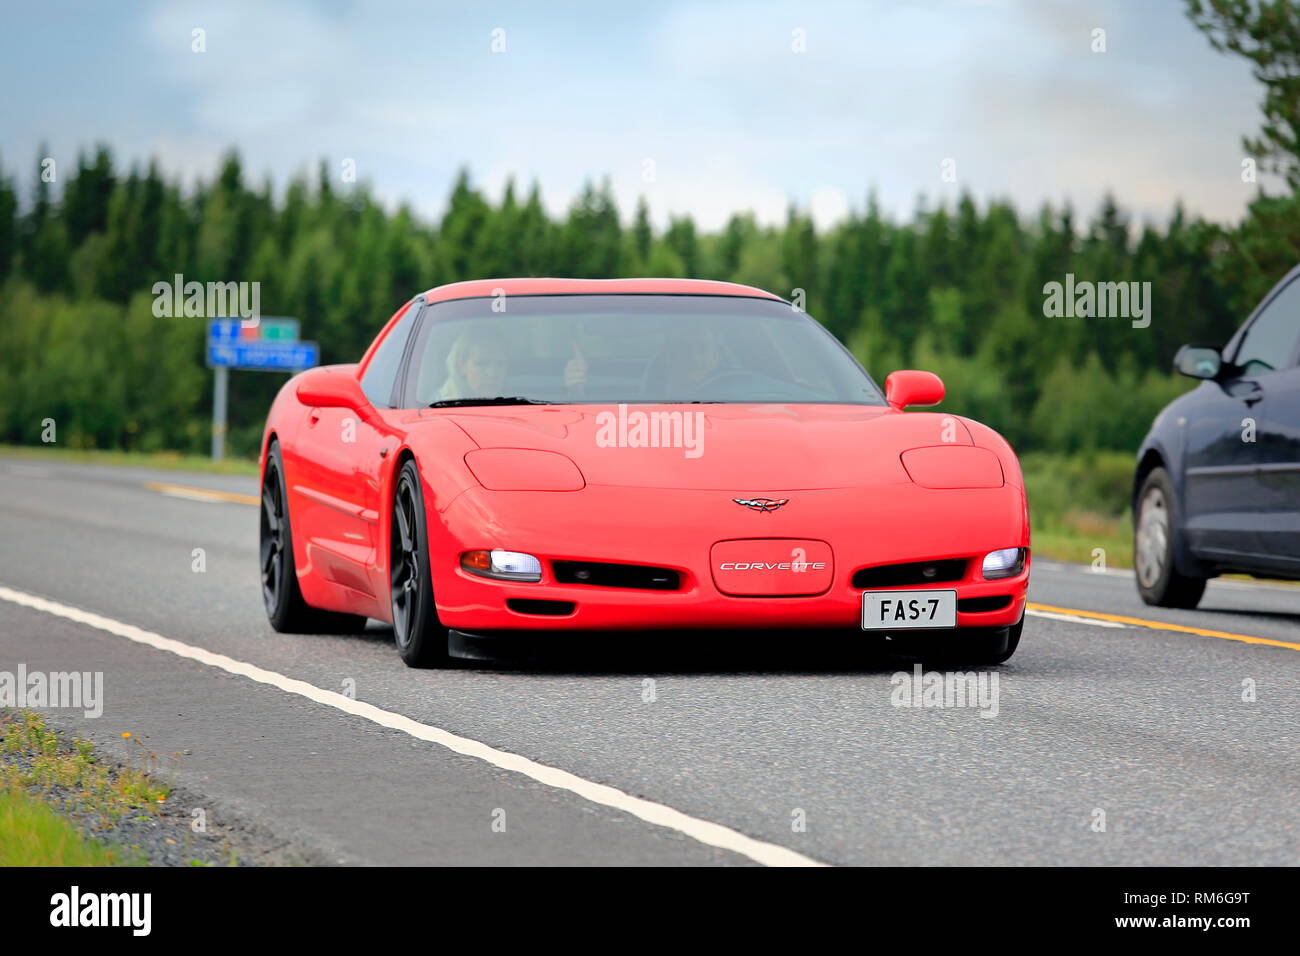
[390,459,450,667]
[1134,467,1206,609]
[261,440,368,634]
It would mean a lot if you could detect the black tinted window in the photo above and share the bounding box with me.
[1235,279,1300,375]
[361,303,419,406]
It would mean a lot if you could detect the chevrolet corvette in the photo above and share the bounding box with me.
[259,278,1030,666]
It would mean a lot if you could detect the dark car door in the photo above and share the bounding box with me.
[1239,278,1300,567]
[1253,364,1300,566]
[1185,275,1300,568]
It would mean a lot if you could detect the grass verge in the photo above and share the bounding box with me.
[0,788,139,865]
[1021,450,1133,568]
[0,710,193,866]
[1,711,171,822]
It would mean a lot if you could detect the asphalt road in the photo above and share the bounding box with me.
[1,455,1296,865]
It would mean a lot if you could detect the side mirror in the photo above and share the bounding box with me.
[295,364,370,411]
[884,370,945,410]
[1173,345,1222,380]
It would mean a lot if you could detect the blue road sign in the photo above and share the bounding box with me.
[206,317,316,371]
[207,340,319,370]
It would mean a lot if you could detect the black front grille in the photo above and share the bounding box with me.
[552,561,680,591]
[852,559,967,589]
[506,598,575,616]
[957,595,1012,613]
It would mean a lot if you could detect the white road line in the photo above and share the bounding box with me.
[1026,608,1127,628]
[0,583,825,868]
[1035,561,1298,593]
[1037,564,1130,579]
[1032,560,1070,572]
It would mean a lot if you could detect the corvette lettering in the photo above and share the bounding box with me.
[719,562,827,571]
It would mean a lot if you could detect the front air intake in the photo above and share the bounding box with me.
[506,599,575,616]
[852,559,967,588]
[957,595,1013,613]
[552,561,680,591]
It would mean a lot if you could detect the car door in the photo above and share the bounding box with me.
[1253,366,1300,567]
[1237,280,1300,567]
[292,302,421,604]
[1185,275,1300,567]
[1182,377,1266,560]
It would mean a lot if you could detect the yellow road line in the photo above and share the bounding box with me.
[143,481,260,506]
[1027,602,1300,652]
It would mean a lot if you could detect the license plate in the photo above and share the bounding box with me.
[861,589,957,629]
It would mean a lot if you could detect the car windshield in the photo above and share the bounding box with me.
[402,294,885,407]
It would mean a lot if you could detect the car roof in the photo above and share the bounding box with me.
[421,277,785,304]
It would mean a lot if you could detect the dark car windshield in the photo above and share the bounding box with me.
[401,294,884,407]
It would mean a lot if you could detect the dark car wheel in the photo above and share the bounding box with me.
[1134,467,1206,609]
[390,459,450,667]
[261,440,368,634]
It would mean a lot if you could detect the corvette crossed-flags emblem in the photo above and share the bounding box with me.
[732,497,789,512]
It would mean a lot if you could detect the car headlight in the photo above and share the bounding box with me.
[461,549,543,582]
[982,548,1026,579]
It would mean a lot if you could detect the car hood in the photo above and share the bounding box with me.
[411,404,974,491]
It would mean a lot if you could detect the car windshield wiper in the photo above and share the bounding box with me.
[427,396,553,408]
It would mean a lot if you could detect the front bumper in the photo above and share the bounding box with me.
[428,483,1030,634]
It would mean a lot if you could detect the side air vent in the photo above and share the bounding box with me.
[552,561,680,591]
[852,559,967,589]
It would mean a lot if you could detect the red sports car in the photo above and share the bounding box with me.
[259,278,1030,666]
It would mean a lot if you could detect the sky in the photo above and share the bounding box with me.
[0,0,1280,232]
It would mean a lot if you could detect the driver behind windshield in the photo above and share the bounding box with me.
[438,327,509,400]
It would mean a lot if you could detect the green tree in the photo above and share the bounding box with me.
[1187,0,1300,189]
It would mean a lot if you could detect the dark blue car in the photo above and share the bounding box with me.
[1134,264,1300,607]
